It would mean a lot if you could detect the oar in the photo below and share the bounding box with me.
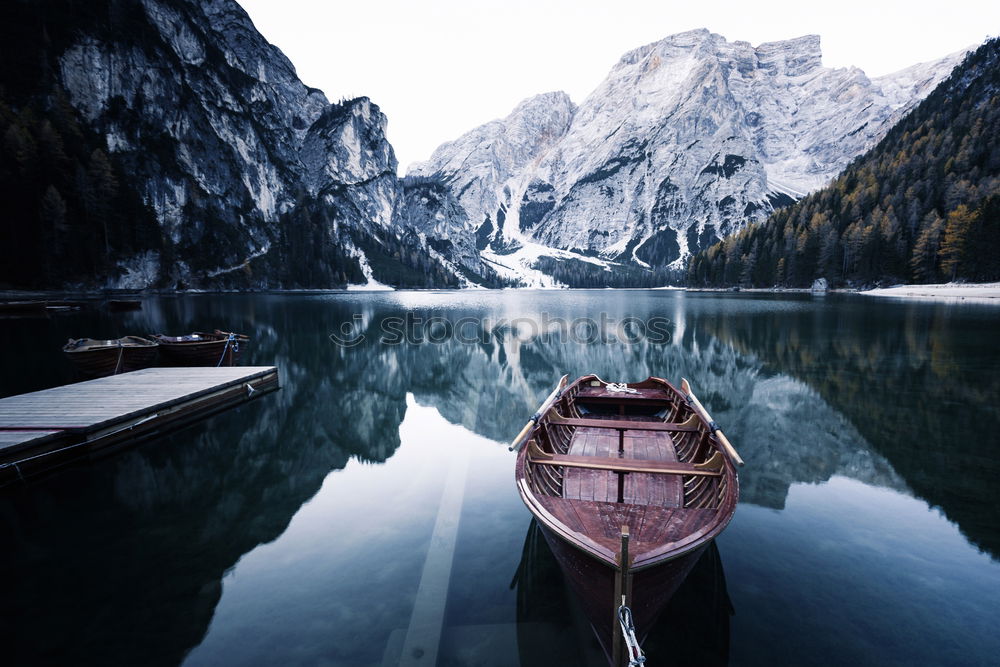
[509,374,569,452]
[680,378,744,466]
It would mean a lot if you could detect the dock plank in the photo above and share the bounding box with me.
[0,367,279,484]
[0,367,276,430]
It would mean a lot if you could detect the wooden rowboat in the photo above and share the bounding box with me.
[62,336,159,378]
[150,330,249,367]
[511,374,741,664]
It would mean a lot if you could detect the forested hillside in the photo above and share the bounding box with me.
[688,38,1000,288]
[0,88,162,289]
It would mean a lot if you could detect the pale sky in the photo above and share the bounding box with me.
[238,0,997,173]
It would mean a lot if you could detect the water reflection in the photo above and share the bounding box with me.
[321,295,912,513]
[509,520,732,667]
[696,296,1000,558]
[1,291,998,666]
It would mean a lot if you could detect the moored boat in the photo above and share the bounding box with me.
[105,299,142,311]
[150,330,249,367]
[62,336,160,378]
[0,301,49,317]
[511,374,741,665]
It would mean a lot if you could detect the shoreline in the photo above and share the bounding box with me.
[859,282,1000,302]
[3,282,1000,300]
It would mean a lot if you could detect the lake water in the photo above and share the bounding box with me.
[2,290,999,666]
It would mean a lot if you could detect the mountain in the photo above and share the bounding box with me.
[688,37,1000,288]
[403,92,576,282]
[406,30,967,284]
[0,0,465,290]
[0,6,974,290]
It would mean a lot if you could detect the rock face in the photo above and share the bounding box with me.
[408,30,967,275]
[50,0,455,288]
[403,92,576,277]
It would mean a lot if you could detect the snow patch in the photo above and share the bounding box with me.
[860,282,1000,303]
[347,249,394,291]
[480,241,620,288]
[109,251,161,289]
[205,244,271,279]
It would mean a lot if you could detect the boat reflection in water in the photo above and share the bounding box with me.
[511,520,732,667]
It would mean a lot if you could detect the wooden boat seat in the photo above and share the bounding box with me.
[548,413,700,432]
[528,441,723,477]
[576,386,670,400]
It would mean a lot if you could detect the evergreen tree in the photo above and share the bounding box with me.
[85,148,118,262]
[910,213,944,282]
[964,195,1000,280]
[688,37,1000,288]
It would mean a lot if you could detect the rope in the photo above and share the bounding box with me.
[606,382,639,394]
[113,343,124,375]
[1,461,26,482]
[617,602,646,665]
[216,333,235,367]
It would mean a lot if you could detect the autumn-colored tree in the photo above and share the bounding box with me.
[940,204,976,280]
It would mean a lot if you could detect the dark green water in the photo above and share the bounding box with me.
[1,291,998,666]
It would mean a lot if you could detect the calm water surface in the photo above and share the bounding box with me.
[1,291,998,666]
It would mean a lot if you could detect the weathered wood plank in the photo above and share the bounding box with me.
[0,367,280,484]
[536,453,720,476]
[624,430,683,507]
[548,414,699,432]
[0,367,277,430]
[563,427,618,503]
[575,386,670,401]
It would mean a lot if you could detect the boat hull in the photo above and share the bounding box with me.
[0,301,49,318]
[153,333,247,367]
[63,342,159,378]
[537,521,706,661]
[157,341,239,366]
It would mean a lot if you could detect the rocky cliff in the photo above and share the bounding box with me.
[0,0,462,289]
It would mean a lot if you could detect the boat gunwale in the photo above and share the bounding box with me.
[150,331,249,347]
[514,374,739,572]
[62,335,159,353]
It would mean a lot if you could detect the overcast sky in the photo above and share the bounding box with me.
[238,0,997,173]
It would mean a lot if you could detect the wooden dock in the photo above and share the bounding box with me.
[0,366,279,485]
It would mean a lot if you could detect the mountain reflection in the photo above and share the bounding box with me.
[695,296,1000,559]
[330,297,909,511]
[2,291,996,666]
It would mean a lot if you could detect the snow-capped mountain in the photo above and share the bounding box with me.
[408,30,967,277]
[49,0,459,289]
[11,4,970,290]
[401,92,576,280]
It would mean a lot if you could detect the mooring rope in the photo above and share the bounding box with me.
[215,333,236,367]
[113,343,124,375]
[606,382,639,394]
[618,602,646,665]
